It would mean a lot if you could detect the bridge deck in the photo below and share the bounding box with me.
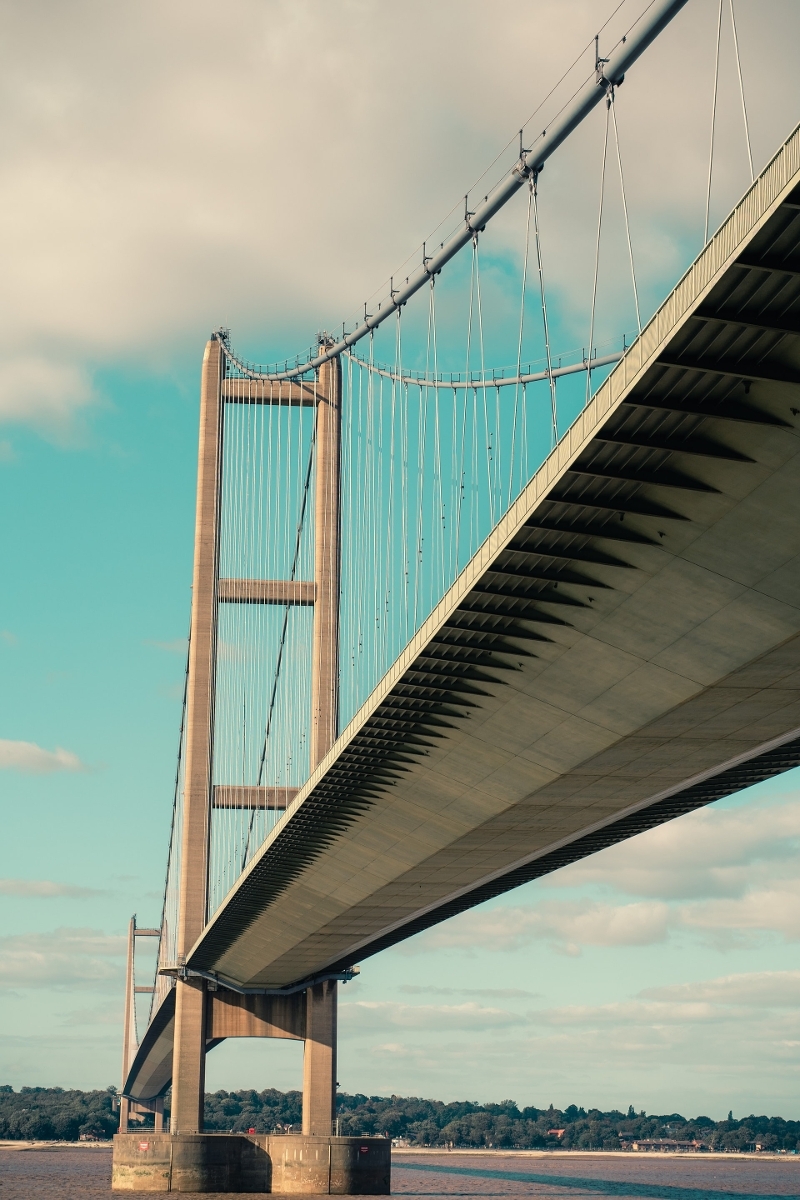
[127,122,800,1101]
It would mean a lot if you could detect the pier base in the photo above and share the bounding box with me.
[111,1132,391,1193]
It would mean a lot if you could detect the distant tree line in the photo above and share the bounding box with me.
[0,1085,118,1141]
[209,1091,800,1151]
[2,1084,799,1150]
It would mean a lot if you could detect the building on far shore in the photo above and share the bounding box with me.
[624,1139,706,1153]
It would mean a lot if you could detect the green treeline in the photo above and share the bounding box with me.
[2,1084,799,1150]
[0,1085,118,1141]
[205,1091,800,1151]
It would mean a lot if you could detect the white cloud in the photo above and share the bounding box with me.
[553,794,800,901]
[0,927,125,991]
[0,879,104,898]
[340,1000,524,1033]
[0,356,95,431]
[681,881,800,944]
[533,999,729,1027]
[61,1004,123,1028]
[641,970,800,1008]
[0,738,85,773]
[410,899,670,954]
[144,638,188,655]
[1,0,797,433]
[399,985,539,999]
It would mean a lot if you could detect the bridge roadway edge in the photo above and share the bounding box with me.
[127,121,800,1101]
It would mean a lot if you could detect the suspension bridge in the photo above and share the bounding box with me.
[113,0,800,1191]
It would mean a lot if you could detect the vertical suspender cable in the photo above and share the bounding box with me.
[610,90,642,337]
[455,238,477,569]
[532,175,558,446]
[705,0,724,245]
[586,97,611,408]
[473,236,493,528]
[511,180,533,505]
[729,0,753,183]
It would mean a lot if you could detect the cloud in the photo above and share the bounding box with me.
[399,985,539,999]
[552,794,800,901]
[410,899,670,955]
[681,880,800,944]
[144,638,188,654]
[0,927,126,991]
[1,0,798,435]
[61,1004,123,1028]
[340,1000,524,1033]
[641,970,800,1008]
[533,1000,730,1028]
[0,738,85,773]
[0,356,95,432]
[0,630,17,645]
[0,879,105,898]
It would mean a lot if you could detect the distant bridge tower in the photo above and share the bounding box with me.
[170,335,342,1136]
[119,916,162,1133]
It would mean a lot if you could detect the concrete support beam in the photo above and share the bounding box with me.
[658,353,800,386]
[171,337,224,1134]
[692,309,800,337]
[218,578,315,605]
[207,989,305,1040]
[310,354,341,772]
[221,378,317,405]
[212,785,299,809]
[736,255,800,277]
[302,980,337,1136]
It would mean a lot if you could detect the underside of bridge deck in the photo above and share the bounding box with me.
[126,123,800,1104]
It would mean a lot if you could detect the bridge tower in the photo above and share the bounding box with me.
[170,336,342,1137]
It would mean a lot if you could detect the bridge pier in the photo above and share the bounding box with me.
[112,1132,390,1193]
[171,979,207,1134]
[303,979,337,1135]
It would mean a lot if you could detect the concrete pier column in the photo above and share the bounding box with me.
[302,979,337,1135]
[305,351,341,1139]
[171,980,207,1133]
[310,351,341,772]
[170,337,224,1134]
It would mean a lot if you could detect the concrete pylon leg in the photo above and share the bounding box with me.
[170,980,207,1133]
[302,980,337,1135]
[118,1096,129,1134]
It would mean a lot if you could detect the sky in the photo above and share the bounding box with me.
[1,0,800,1120]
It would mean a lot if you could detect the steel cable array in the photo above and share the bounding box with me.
[142,0,762,1029]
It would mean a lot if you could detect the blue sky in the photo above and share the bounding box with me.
[2,0,800,1119]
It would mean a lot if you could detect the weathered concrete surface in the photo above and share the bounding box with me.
[111,1132,389,1193]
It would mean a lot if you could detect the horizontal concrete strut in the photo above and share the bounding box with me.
[218,578,316,605]
[221,378,317,405]
[212,786,300,809]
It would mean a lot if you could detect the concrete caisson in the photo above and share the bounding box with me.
[111,1132,390,1193]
